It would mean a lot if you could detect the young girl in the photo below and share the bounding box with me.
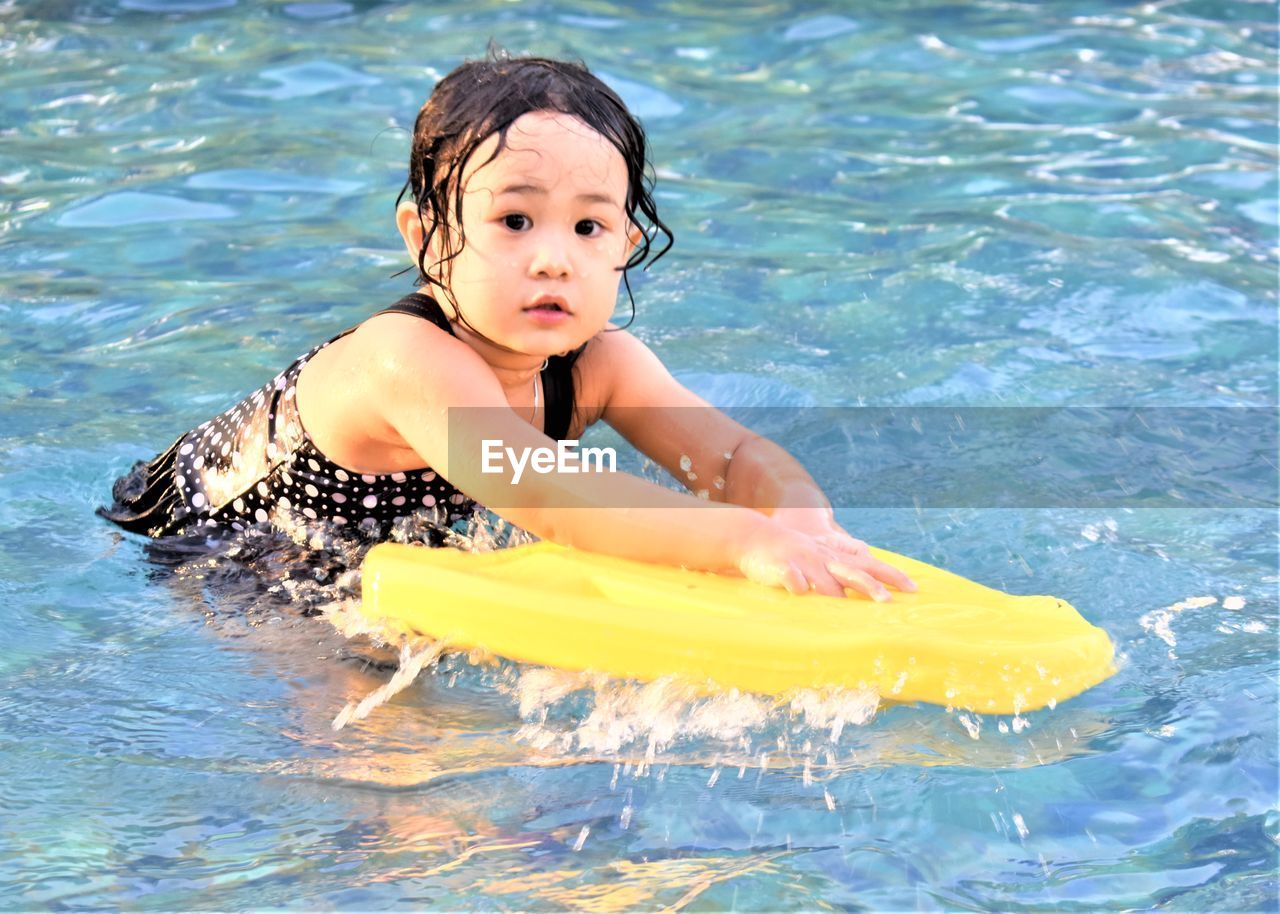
[102,53,914,602]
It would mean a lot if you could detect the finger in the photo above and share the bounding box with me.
[828,561,891,602]
[862,555,917,593]
[801,564,848,598]
[821,535,917,593]
[841,536,868,555]
[742,555,806,595]
[827,543,917,593]
[782,561,810,596]
[777,553,846,598]
[818,533,867,556]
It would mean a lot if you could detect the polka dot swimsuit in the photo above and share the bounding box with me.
[100,294,577,540]
[173,346,474,537]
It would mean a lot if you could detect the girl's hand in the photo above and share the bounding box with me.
[738,512,917,600]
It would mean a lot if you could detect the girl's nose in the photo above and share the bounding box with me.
[528,232,572,279]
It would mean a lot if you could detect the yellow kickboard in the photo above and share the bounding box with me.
[360,542,1115,714]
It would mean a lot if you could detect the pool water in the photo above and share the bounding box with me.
[2,0,1277,910]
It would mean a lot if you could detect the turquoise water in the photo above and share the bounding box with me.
[2,0,1277,909]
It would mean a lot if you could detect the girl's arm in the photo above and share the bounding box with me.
[589,331,835,512]
[593,329,915,595]
[352,316,898,598]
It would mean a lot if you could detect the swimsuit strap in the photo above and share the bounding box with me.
[541,352,577,442]
[375,291,578,440]
[374,291,457,335]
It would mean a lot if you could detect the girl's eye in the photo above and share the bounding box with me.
[575,219,601,237]
[503,214,529,231]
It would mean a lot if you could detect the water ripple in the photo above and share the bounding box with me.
[0,0,1276,909]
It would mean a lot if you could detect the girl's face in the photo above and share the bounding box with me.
[398,111,636,365]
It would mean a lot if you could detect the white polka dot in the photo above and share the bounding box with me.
[221,442,231,457]
[232,522,244,531]
[420,471,436,482]
[335,469,349,482]
[391,472,407,483]
[361,474,376,484]
[192,455,204,470]
[278,496,291,510]
[285,386,295,400]
[332,515,347,525]
[421,494,436,507]
[308,459,321,473]
[303,507,317,520]
[179,442,194,456]
[254,508,269,523]
[362,495,378,509]
[392,496,406,507]
[332,492,346,504]
[191,492,206,508]
[280,471,293,487]
[305,484,319,498]
[257,482,270,497]
[233,498,245,513]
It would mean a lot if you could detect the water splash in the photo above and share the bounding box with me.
[331,639,447,731]
[788,686,880,741]
[158,503,1108,773]
[512,675,785,760]
[1139,595,1219,658]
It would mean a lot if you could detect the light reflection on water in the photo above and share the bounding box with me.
[1,0,1276,910]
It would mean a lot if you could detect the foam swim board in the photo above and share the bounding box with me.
[359,542,1115,714]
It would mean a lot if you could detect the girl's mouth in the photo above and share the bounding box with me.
[525,296,569,313]
[524,297,571,322]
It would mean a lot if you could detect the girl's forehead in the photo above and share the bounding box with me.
[463,111,627,194]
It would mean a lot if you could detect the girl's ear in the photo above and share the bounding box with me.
[396,200,434,274]
[625,221,644,260]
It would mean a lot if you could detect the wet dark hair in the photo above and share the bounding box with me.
[397,50,673,336]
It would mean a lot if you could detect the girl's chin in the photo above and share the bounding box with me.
[464,325,598,361]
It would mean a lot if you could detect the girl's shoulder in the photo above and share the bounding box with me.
[298,304,478,427]
[572,325,637,407]
[575,326,678,405]
[338,304,473,377]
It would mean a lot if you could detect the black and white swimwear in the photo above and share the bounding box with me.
[100,293,579,539]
